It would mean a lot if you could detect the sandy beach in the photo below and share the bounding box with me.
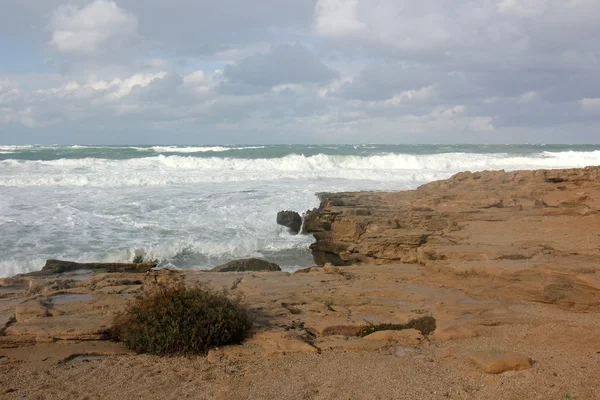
[1,166,599,399]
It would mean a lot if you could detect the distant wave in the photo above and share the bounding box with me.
[1,151,599,187]
[0,145,35,151]
[149,146,266,153]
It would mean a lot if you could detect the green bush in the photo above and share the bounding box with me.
[111,283,250,355]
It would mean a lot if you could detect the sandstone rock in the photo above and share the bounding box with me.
[19,260,156,277]
[468,350,532,374]
[6,314,111,341]
[321,325,361,336]
[363,329,425,346]
[248,329,319,355]
[211,258,281,272]
[322,263,337,273]
[304,166,600,266]
[534,199,548,209]
[0,313,15,334]
[293,267,315,274]
[15,300,50,322]
[276,210,303,234]
[433,325,479,342]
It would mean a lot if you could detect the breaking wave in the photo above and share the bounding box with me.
[1,151,599,188]
[149,145,266,153]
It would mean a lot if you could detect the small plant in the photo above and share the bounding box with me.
[110,283,250,355]
[356,316,436,337]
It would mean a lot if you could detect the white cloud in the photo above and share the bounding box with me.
[220,44,338,93]
[496,0,544,17]
[468,116,495,132]
[49,0,139,55]
[102,72,168,99]
[580,98,600,114]
[484,91,539,104]
[314,0,368,37]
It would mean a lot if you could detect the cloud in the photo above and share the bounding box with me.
[220,44,338,93]
[314,0,367,37]
[0,0,599,144]
[49,0,139,56]
[580,98,600,115]
[330,63,439,101]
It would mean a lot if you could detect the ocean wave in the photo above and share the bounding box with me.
[0,145,35,151]
[1,151,599,187]
[150,145,266,153]
[0,235,313,277]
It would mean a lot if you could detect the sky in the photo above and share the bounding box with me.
[0,0,599,144]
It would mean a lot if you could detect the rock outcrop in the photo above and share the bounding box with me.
[211,258,281,272]
[303,166,600,266]
[19,259,156,277]
[276,210,303,234]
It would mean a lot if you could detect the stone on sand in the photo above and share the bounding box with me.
[363,329,425,347]
[469,350,532,374]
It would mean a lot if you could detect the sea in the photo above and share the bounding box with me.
[1,144,600,277]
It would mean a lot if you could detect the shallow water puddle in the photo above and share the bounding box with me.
[50,294,92,305]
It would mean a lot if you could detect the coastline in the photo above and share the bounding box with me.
[1,166,599,399]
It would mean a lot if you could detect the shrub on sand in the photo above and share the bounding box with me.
[111,283,250,355]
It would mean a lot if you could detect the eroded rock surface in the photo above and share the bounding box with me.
[304,166,600,267]
[19,260,156,276]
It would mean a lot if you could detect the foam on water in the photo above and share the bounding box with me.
[150,145,265,153]
[2,151,600,188]
[1,145,599,277]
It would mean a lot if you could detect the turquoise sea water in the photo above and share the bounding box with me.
[1,144,599,277]
[2,144,600,161]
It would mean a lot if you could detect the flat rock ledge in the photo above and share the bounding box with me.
[18,259,156,277]
[303,166,600,267]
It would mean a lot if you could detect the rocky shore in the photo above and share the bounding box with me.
[1,167,599,399]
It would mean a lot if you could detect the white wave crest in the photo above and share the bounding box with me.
[150,145,265,153]
[0,145,34,151]
[1,151,600,188]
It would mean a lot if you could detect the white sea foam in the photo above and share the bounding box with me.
[150,145,265,153]
[0,145,34,151]
[1,151,599,188]
[2,148,599,277]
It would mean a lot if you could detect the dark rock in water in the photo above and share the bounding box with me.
[18,259,156,277]
[211,258,281,272]
[276,210,303,234]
